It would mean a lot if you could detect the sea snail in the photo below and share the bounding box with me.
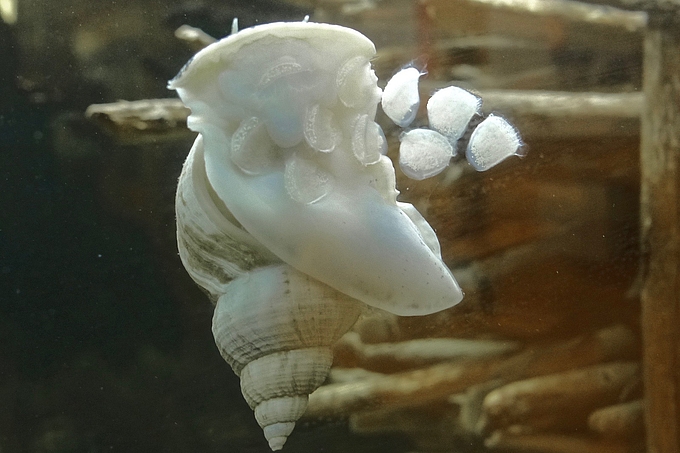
[169,20,470,450]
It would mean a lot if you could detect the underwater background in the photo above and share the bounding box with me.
[1,2,391,451]
[1,0,669,452]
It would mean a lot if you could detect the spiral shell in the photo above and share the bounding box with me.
[177,135,357,450]
[213,264,361,450]
[171,21,464,450]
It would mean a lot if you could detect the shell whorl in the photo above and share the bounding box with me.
[213,265,361,450]
[177,139,363,449]
[175,136,278,300]
[176,131,363,449]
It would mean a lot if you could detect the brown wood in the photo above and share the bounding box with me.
[578,0,680,12]
[334,332,520,372]
[640,12,680,453]
[456,0,647,31]
[391,242,640,341]
[307,326,637,418]
[481,362,641,432]
[589,400,645,439]
[485,431,642,453]
[85,99,193,144]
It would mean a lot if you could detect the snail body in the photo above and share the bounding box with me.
[170,21,463,449]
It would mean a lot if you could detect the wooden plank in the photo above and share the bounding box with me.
[452,0,647,31]
[639,13,680,453]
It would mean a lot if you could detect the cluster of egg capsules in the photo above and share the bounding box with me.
[380,67,523,179]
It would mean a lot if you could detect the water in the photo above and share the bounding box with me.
[0,1,649,452]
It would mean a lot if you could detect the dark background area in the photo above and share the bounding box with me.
[0,0,648,451]
[0,2,408,451]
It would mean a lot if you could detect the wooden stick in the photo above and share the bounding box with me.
[334,331,520,372]
[348,403,452,435]
[476,90,642,119]
[451,379,506,435]
[481,361,640,432]
[85,99,193,144]
[395,243,641,339]
[485,431,641,453]
[458,0,647,31]
[85,98,189,128]
[174,25,217,51]
[399,87,643,138]
[306,357,501,419]
[327,367,386,384]
[639,9,680,453]
[481,90,643,140]
[305,326,637,418]
[86,90,644,143]
[415,87,643,120]
[588,399,644,439]
[576,0,673,13]
[464,90,641,139]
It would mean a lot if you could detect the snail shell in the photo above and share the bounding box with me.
[177,135,358,450]
[213,264,361,450]
[176,135,362,450]
[170,21,463,450]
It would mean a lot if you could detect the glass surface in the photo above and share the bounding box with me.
[1,1,650,452]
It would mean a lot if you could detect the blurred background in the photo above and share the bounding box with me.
[0,0,653,452]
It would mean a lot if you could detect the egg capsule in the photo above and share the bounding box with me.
[427,86,481,144]
[399,129,454,180]
[466,114,522,171]
[351,114,387,165]
[381,67,422,127]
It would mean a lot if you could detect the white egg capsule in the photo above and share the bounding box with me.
[427,86,481,143]
[381,67,422,127]
[351,114,387,166]
[399,129,454,180]
[466,114,522,172]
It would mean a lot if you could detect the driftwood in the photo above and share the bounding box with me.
[413,88,643,139]
[475,90,641,139]
[588,399,644,438]
[326,367,386,384]
[174,25,217,51]
[480,361,641,432]
[485,431,643,453]
[306,325,637,419]
[474,90,642,119]
[388,88,642,139]
[390,244,640,341]
[86,90,643,145]
[85,99,193,144]
[639,6,680,453]
[347,403,454,436]
[306,357,501,419]
[334,331,520,372]
[339,374,645,451]
[458,0,647,31]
